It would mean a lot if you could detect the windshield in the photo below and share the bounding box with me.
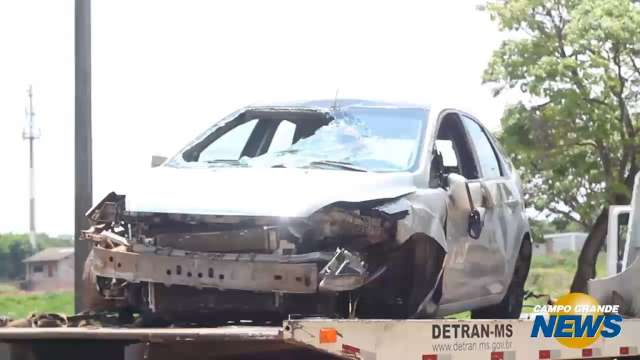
[171,106,428,172]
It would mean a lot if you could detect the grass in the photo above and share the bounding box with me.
[525,250,606,299]
[446,250,607,319]
[0,292,73,319]
[518,250,607,314]
[0,283,74,319]
[0,283,19,294]
[0,291,73,319]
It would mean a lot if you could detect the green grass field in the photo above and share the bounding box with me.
[0,250,607,320]
[526,250,606,298]
[446,250,606,319]
[0,283,74,319]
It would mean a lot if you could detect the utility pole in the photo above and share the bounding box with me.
[75,0,92,312]
[22,85,39,250]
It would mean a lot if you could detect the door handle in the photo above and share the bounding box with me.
[480,182,496,208]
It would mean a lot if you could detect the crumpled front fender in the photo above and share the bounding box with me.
[375,191,448,251]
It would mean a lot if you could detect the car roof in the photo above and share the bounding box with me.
[248,98,429,110]
[245,99,478,123]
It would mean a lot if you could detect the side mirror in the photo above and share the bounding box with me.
[447,174,482,211]
[447,173,484,239]
[151,155,168,168]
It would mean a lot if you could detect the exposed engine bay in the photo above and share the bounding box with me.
[82,192,417,322]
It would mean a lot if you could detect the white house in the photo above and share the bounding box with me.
[22,247,74,292]
[533,232,588,256]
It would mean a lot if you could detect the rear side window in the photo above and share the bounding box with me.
[267,120,296,153]
[198,119,258,161]
[461,116,502,179]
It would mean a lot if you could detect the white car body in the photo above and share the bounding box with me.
[84,99,531,320]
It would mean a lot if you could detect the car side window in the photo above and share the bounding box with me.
[461,116,502,179]
[491,138,512,175]
[431,113,480,187]
[198,119,258,161]
[435,139,459,171]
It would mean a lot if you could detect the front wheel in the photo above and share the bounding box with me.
[471,236,532,319]
[406,235,445,318]
[354,235,444,319]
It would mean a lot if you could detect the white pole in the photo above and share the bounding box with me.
[23,86,38,249]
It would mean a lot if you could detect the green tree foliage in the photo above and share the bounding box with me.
[0,234,33,280]
[483,0,640,291]
[0,234,72,280]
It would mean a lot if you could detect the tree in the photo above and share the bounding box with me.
[483,0,640,292]
[0,234,34,280]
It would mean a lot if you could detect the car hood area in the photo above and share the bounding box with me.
[120,166,418,218]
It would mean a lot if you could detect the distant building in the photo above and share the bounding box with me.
[532,241,554,257]
[22,247,74,292]
[533,232,588,256]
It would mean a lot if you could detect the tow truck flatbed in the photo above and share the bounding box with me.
[2,318,640,360]
[0,324,318,360]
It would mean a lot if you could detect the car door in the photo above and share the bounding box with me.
[459,114,513,292]
[432,112,496,307]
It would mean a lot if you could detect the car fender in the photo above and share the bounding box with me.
[376,189,449,252]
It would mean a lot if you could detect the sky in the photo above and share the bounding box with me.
[0,0,516,236]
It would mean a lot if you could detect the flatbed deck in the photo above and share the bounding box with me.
[0,324,330,360]
[0,325,281,342]
[2,318,640,360]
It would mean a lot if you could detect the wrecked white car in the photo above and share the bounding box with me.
[83,99,531,322]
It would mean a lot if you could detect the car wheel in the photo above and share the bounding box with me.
[405,235,445,318]
[471,236,532,319]
[354,235,444,319]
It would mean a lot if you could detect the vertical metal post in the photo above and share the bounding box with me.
[23,86,38,250]
[74,0,92,312]
[29,131,36,248]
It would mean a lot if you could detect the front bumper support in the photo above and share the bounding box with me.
[89,247,319,294]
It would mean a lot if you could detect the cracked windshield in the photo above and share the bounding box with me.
[181,106,428,172]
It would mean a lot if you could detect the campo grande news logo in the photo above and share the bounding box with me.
[530,292,623,348]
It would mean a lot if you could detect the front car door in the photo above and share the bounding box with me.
[459,114,518,297]
[431,111,495,312]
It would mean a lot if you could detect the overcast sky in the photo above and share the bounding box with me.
[0,0,515,236]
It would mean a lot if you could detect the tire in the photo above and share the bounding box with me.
[471,236,532,319]
[405,235,445,318]
[354,235,444,319]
